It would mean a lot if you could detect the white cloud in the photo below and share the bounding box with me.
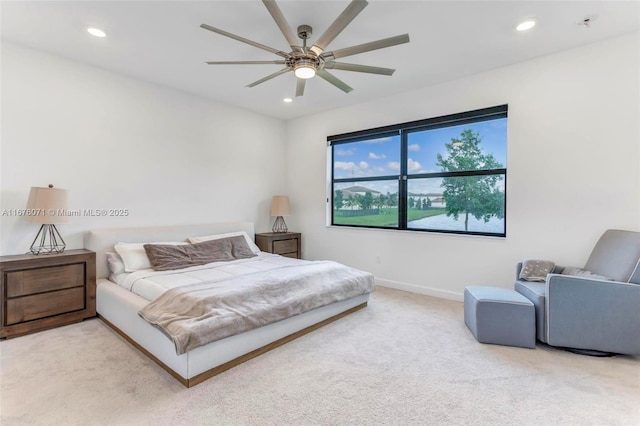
[386,160,422,172]
[368,152,386,160]
[334,161,369,175]
[408,158,422,172]
[336,148,355,156]
[408,144,420,152]
[409,178,444,194]
[334,161,357,170]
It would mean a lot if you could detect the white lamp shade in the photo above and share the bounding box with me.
[25,186,69,224]
[270,195,291,216]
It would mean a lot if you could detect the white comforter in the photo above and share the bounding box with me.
[135,255,376,354]
[113,252,304,301]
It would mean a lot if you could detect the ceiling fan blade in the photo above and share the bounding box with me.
[296,78,306,97]
[206,60,286,65]
[323,61,395,76]
[246,68,291,88]
[321,34,410,60]
[316,69,353,93]
[309,0,368,55]
[201,24,289,58]
[262,0,302,52]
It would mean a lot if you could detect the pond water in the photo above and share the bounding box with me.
[408,213,504,233]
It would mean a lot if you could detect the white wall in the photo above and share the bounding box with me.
[0,42,287,255]
[285,33,640,301]
[3,35,638,301]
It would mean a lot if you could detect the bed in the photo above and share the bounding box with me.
[84,222,374,387]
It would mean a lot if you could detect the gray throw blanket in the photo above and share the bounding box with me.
[138,261,375,354]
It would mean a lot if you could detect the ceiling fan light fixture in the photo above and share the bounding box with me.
[294,59,316,79]
[294,66,315,79]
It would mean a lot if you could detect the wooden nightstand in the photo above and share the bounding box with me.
[255,232,301,259]
[0,249,96,338]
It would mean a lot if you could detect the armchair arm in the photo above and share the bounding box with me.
[546,274,640,355]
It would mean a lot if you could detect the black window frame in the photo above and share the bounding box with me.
[328,105,508,237]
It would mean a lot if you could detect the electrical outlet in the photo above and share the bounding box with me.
[376,255,381,264]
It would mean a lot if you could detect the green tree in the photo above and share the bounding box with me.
[352,194,363,210]
[408,197,415,209]
[378,193,388,209]
[362,191,374,210]
[343,194,354,210]
[334,190,344,210]
[436,129,504,231]
[388,192,398,207]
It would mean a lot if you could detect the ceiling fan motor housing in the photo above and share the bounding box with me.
[297,25,312,40]
[291,24,322,76]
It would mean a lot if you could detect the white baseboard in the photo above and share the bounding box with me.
[375,278,464,302]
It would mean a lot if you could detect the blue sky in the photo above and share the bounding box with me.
[333,118,507,195]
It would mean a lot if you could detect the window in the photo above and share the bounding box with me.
[328,105,507,237]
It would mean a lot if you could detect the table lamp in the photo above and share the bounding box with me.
[270,195,290,233]
[25,184,68,254]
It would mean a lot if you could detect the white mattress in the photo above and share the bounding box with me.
[113,252,308,301]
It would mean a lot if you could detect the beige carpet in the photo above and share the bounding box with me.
[1,287,639,425]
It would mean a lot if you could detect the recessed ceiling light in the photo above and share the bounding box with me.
[516,19,536,32]
[283,98,293,103]
[87,27,106,38]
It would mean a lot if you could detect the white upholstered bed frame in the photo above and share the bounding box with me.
[84,222,369,387]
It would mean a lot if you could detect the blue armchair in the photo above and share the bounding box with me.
[515,230,640,355]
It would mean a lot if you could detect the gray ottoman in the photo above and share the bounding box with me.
[464,286,536,349]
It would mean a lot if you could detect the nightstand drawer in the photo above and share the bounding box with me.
[255,232,301,259]
[273,239,298,254]
[6,287,85,325]
[6,263,84,297]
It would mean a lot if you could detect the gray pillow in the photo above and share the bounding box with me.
[144,239,235,271]
[226,235,257,260]
[519,259,555,282]
[561,266,612,281]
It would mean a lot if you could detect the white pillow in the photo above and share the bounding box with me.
[188,231,260,254]
[105,251,126,275]
[114,241,187,272]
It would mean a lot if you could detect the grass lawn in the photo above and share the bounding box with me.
[333,208,446,226]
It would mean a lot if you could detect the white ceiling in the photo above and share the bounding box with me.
[2,1,639,120]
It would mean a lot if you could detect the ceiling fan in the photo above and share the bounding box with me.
[200,0,410,97]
